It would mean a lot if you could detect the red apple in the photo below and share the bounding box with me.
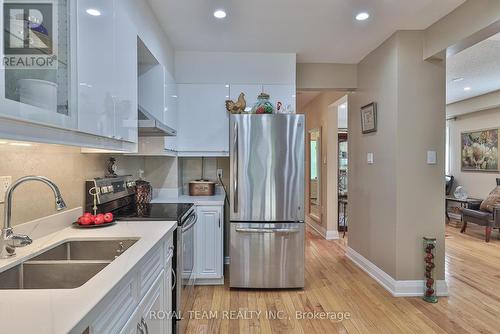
[103,212,114,223]
[94,214,105,225]
[78,216,93,225]
[83,212,93,218]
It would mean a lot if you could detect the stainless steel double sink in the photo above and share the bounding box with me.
[0,239,137,290]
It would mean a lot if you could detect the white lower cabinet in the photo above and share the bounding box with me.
[90,232,174,334]
[120,271,165,334]
[195,205,224,284]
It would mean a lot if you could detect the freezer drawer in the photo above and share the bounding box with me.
[229,222,304,288]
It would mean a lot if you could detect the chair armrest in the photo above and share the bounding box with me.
[495,206,500,226]
[468,202,481,210]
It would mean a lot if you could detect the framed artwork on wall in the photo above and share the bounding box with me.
[361,102,377,134]
[461,128,499,172]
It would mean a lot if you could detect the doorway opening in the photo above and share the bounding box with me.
[298,91,349,240]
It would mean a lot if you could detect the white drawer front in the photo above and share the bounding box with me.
[92,277,136,334]
[138,245,163,298]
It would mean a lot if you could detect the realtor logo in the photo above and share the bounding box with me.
[3,2,57,69]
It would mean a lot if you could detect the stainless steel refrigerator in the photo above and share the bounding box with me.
[229,114,305,288]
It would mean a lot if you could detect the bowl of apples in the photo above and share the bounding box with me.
[73,212,115,228]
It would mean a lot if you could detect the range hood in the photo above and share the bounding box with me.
[138,105,176,137]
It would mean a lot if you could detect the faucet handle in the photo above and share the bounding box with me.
[8,233,33,248]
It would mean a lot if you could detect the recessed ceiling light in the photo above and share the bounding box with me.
[9,142,32,147]
[452,77,464,82]
[464,87,471,91]
[355,12,370,21]
[214,9,227,19]
[86,8,101,16]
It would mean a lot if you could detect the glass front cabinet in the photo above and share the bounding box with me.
[0,0,138,149]
[0,0,76,128]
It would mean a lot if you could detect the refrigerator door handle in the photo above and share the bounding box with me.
[233,122,239,213]
[235,228,301,234]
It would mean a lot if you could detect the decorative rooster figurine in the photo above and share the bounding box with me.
[225,93,246,114]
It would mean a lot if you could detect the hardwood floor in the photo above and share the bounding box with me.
[186,224,500,334]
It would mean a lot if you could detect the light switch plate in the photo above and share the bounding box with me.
[0,176,12,203]
[367,152,374,164]
[427,151,437,165]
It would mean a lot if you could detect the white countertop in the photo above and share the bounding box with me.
[152,194,225,206]
[0,215,176,334]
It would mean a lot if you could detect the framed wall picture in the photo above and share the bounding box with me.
[461,128,499,172]
[361,102,377,134]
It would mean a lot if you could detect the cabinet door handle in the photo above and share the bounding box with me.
[141,317,149,334]
[171,267,177,291]
[233,122,239,213]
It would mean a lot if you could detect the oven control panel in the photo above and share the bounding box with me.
[85,175,136,205]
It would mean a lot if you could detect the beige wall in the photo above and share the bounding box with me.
[0,143,146,226]
[348,34,399,277]
[424,0,500,59]
[449,107,500,198]
[300,91,346,234]
[178,157,229,195]
[144,156,179,190]
[447,89,500,118]
[297,63,357,91]
[349,31,446,280]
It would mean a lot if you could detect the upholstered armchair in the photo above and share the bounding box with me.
[461,178,500,242]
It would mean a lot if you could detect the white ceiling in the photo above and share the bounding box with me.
[446,33,500,104]
[146,0,465,63]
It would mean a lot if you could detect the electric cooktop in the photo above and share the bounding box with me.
[114,203,193,222]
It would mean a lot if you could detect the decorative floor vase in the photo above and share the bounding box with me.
[423,237,438,303]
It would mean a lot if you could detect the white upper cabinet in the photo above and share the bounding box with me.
[138,64,164,123]
[77,0,138,143]
[164,71,178,130]
[164,70,178,151]
[262,84,296,113]
[229,84,262,112]
[177,84,230,156]
[0,1,77,129]
[77,0,115,138]
[113,0,138,143]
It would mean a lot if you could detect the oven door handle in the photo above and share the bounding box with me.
[171,267,177,291]
[235,228,300,234]
[182,213,197,233]
[181,209,196,224]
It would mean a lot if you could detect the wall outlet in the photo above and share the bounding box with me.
[0,176,12,203]
[216,169,223,178]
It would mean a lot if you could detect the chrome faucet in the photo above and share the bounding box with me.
[0,176,67,258]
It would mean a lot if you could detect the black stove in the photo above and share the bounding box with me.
[114,203,193,222]
[85,176,193,223]
[86,176,197,334]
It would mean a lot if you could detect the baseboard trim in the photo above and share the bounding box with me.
[306,219,339,240]
[195,277,225,285]
[346,246,448,297]
[325,230,340,240]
